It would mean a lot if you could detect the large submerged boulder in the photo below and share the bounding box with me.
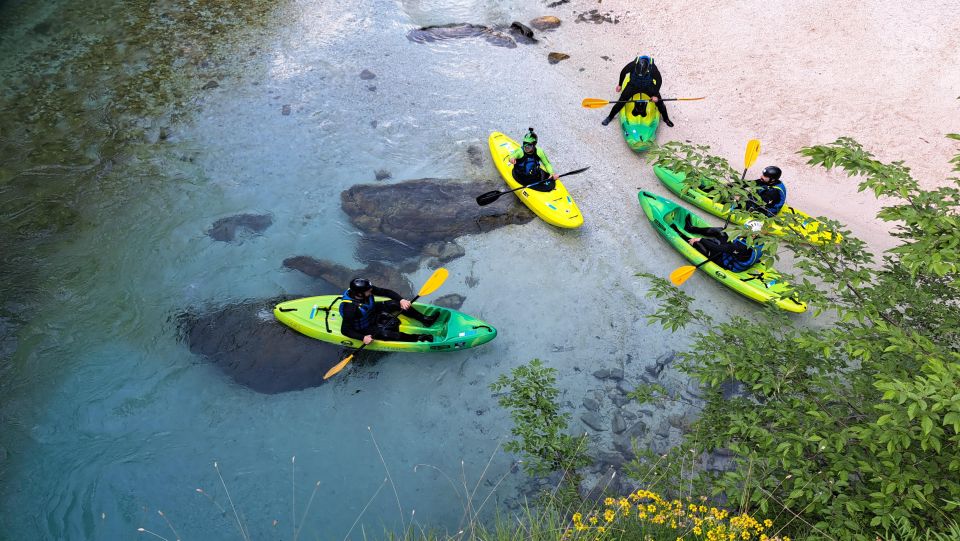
[406,23,517,48]
[340,178,534,252]
[283,258,414,296]
[207,213,273,242]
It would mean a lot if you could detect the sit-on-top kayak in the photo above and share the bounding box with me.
[274,296,497,352]
[638,190,807,313]
[488,131,583,228]
[653,165,840,245]
[620,92,659,152]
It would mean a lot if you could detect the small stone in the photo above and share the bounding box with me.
[582,397,600,412]
[374,169,392,181]
[281,104,291,116]
[646,350,676,378]
[509,21,534,39]
[617,380,636,395]
[202,80,219,90]
[612,412,627,433]
[592,368,609,379]
[607,368,624,380]
[547,52,570,64]
[611,394,630,407]
[367,85,376,92]
[360,69,376,80]
[529,16,561,31]
[624,420,647,439]
[580,412,606,431]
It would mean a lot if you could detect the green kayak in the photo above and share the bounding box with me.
[274,295,497,352]
[620,91,659,152]
[637,190,807,313]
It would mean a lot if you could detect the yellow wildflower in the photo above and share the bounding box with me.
[604,509,615,523]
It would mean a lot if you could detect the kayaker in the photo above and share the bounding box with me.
[601,55,674,127]
[740,166,786,217]
[339,278,438,344]
[686,221,763,272]
[507,128,559,192]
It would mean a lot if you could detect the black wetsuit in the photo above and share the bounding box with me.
[607,59,673,124]
[741,179,786,217]
[339,286,432,342]
[685,223,761,272]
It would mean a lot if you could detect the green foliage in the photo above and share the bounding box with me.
[637,136,960,540]
[489,360,591,482]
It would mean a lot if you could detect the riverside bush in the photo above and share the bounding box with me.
[633,135,960,539]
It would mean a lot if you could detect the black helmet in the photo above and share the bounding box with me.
[635,55,651,75]
[349,277,372,295]
[761,166,782,181]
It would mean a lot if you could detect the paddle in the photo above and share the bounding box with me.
[671,139,762,286]
[580,97,706,108]
[322,267,450,380]
[475,167,590,206]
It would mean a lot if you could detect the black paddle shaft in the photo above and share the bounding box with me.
[475,166,590,206]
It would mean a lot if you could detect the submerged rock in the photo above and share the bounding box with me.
[178,295,385,393]
[340,178,534,251]
[466,144,484,167]
[359,69,376,80]
[508,22,537,44]
[207,213,273,242]
[355,233,421,264]
[406,23,516,48]
[530,16,562,31]
[432,294,466,310]
[282,257,413,296]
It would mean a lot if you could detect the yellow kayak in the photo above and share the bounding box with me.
[488,132,583,228]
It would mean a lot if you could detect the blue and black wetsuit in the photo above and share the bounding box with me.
[685,224,762,273]
[508,146,555,192]
[606,57,673,124]
[742,179,786,217]
[339,286,433,342]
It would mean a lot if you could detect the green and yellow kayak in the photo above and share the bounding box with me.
[488,131,583,228]
[653,165,840,245]
[638,190,807,313]
[620,92,659,152]
[274,296,497,352]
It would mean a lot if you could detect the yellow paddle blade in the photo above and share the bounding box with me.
[669,265,698,286]
[419,267,449,297]
[324,353,354,380]
[581,98,610,109]
[744,139,761,170]
[674,96,707,101]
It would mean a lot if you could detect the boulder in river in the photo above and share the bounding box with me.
[207,213,273,242]
[283,257,413,296]
[406,23,516,48]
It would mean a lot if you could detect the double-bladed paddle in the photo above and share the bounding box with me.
[475,167,590,206]
[670,139,762,286]
[322,267,449,380]
[580,97,706,108]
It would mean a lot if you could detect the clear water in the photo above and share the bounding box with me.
[0,0,754,538]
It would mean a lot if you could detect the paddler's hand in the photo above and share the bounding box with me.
[688,237,702,245]
[551,173,559,180]
[651,96,659,102]
[363,335,373,345]
[615,85,622,92]
[508,157,517,164]
[399,299,412,310]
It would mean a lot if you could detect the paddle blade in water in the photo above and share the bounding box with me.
[324,354,354,380]
[744,139,761,170]
[476,190,502,206]
[419,267,449,297]
[669,265,698,286]
[581,98,610,108]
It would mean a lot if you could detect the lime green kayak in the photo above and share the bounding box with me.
[274,296,497,352]
[638,191,807,313]
[653,165,840,245]
[620,91,659,152]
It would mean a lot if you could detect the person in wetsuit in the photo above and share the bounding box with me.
[339,278,439,344]
[740,166,787,217]
[602,55,674,127]
[685,221,763,273]
[507,128,559,192]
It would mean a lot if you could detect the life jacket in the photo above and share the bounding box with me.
[631,56,656,88]
[514,148,543,179]
[757,180,786,215]
[721,239,763,273]
[339,290,375,331]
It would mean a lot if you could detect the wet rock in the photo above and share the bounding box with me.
[281,104,291,115]
[580,412,606,431]
[720,379,744,400]
[581,468,620,502]
[508,22,537,44]
[667,411,696,432]
[597,450,627,469]
[706,449,736,473]
[340,178,534,251]
[612,411,627,434]
[355,233,420,263]
[432,294,465,310]
[177,295,385,393]
[422,241,465,263]
[367,85,376,92]
[611,394,631,407]
[654,419,671,439]
[646,350,675,379]
[374,169,392,181]
[607,368,624,380]
[623,420,647,439]
[359,69,376,80]
[547,0,570,6]
[592,368,609,379]
[282,257,413,296]
[466,145,484,167]
[207,214,273,242]
[684,379,705,400]
[617,379,636,395]
[649,437,672,455]
[612,433,636,458]
[202,80,219,90]
[574,10,619,24]
[406,24,516,49]
[583,397,600,412]
[547,52,570,64]
[529,16,561,31]
[621,410,638,420]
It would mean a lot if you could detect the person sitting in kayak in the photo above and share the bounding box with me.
[339,278,438,344]
[602,55,674,127]
[507,128,559,192]
[685,220,763,272]
[739,166,786,217]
